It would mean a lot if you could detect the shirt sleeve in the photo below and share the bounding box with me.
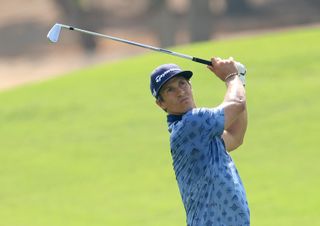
[189,107,225,137]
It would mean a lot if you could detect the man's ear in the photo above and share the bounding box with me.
[156,98,167,112]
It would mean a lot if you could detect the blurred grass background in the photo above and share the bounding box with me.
[0,27,319,226]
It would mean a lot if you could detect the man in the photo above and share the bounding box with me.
[150,57,250,226]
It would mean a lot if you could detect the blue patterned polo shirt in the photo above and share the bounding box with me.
[167,107,250,226]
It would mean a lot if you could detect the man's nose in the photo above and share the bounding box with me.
[177,87,185,96]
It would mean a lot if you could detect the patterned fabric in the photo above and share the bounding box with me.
[167,108,250,226]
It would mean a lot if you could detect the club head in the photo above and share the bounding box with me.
[47,23,62,43]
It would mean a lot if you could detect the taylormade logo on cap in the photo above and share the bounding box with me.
[155,68,181,83]
[152,89,157,97]
[150,63,193,98]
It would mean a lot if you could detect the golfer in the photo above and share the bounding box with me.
[150,57,250,226]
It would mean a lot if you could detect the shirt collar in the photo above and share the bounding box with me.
[167,114,183,126]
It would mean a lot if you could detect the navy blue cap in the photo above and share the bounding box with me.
[150,64,193,98]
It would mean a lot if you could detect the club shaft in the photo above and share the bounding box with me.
[59,24,212,66]
[73,26,193,60]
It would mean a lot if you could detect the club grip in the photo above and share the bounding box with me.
[192,57,212,66]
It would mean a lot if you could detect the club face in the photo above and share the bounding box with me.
[47,23,62,43]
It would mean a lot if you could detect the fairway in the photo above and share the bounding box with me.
[0,27,319,226]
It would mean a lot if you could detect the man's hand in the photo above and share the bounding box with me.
[207,57,238,82]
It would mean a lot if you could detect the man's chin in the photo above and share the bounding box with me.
[179,106,195,115]
[182,101,196,112]
[168,102,195,115]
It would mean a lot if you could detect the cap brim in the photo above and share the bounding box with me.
[156,70,193,98]
[177,70,193,80]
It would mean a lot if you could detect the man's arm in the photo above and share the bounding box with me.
[207,57,247,152]
[222,108,247,152]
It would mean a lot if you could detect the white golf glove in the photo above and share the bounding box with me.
[235,61,246,86]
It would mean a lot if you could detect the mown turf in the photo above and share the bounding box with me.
[0,27,319,226]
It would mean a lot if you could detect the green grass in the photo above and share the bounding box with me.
[0,27,319,226]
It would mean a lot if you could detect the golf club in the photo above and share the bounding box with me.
[47,23,212,66]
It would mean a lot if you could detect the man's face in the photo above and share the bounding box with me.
[156,76,196,115]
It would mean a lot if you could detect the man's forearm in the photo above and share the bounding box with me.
[222,76,247,151]
[221,75,246,129]
[224,73,246,103]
